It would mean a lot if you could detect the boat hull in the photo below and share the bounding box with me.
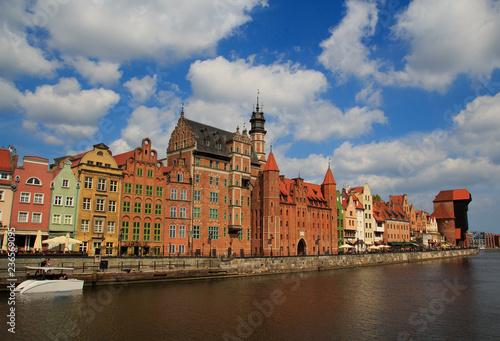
[15,279,84,294]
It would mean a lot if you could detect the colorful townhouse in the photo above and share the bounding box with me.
[350,184,375,247]
[70,143,122,256]
[374,199,411,244]
[10,156,52,250]
[340,190,357,245]
[431,189,471,246]
[390,194,417,236]
[0,147,17,234]
[115,138,167,256]
[48,160,80,241]
[336,191,344,248]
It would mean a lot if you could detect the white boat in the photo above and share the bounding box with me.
[15,267,84,294]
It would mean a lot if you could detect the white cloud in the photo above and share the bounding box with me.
[31,0,267,63]
[64,56,122,86]
[451,92,500,163]
[0,2,58,79]
[124,75,157,104]
[355,82,382,107]
[0,78,22,110]
[319,0,500,92]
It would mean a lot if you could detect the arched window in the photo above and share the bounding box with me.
[26,177,41,185]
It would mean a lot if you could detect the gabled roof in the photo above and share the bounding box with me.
[263,152,279,172]
[431,204,455,219]
[350,186,363,194]
[114,150,134,167]
[322,167,336,185]
[390,195,405,205]
[433,189,471,202]
[279,178,295,204]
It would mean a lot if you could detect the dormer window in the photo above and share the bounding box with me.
[97,151,103,156]
[26,177,41,186]
[217,142,222,149]
[205,139,210,147]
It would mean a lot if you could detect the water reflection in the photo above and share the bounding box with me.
[1,252,499,340]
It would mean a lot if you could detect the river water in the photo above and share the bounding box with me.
[1,251,500,341]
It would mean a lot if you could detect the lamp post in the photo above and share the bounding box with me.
[270,234,274,257]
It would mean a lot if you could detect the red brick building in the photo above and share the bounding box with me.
[115,138,167,256]
[11,156,53,250]
[374,200,411,244]
[432,189,471,246]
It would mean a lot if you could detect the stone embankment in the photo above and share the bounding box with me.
[0,248,478,289]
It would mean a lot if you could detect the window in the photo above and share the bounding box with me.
[84,177,92,189]
[177,173,183,182]
[179,207,186,218]
[135,184,143,195]
[154,223,161,242]
[155,204,162,215]
[156,186,163,197]
[52,214,61,224]
[81,220,89,232]
[107,221,115,234]
[169,225,176,238]
[105,242,113,255]
[145,203,152,214]
[147,169,153,178]
[123,182,132,194]
[97,178,106,191]
[215,178,219,186]
[195,174,200,183]
[170,207,177,218]
[177,244,185,254]
[108,200,116,212]
[20,192,30,203]
[83,198,91,210]
[179,225,186,239]
[144,222,151,241]
[209,177,213,185]
[0,190,3,201]
[94,219,104,233]
[209,192,218,203]
[62,179,69,188]
[123,201,131,213]
[180,190,187,201]
[195,158,200,165]
[0,173,8,180]
[193,225,200,239]
[64,215,72,225]
[209,208,218,219]
[18,212,28,222]
[134,202,142,214]
[169,244,176,254]
[80,242,88,253]
[31,212,42,223]
[136,168,143,176]
[54,195,62,206]
[121,221,129,240]
[146,185,153,196]
[193,207,200,218]
[238,230,243,240]
[208,226,219,240]
[65,196,74,207]
[193,190,201,201]
[26,177,41,185]
[170,189,177,200]
[132,222,140,241]
[109,180,118,192]
[96,198,105,212]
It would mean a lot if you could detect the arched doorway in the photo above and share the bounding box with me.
[297,239,307,256]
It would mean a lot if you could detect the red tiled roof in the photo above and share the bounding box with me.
[431,204,455,219]
[350,186,363,194]
[70,151,89,168]
[433,189,471,202]
[322,167,336,185]
[391,195,404,205]
[305,183,327,207]
[0,149,12,171]
[352,195,364,209]
[114,150,134,167]
[263,153,279,172]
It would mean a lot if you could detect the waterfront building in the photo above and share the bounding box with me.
[70,143,122,256]
[390,194,417,236]
[340,190,357,245]
[431,189,471,246]
[374,199,411,244]
[48,160,80,242]
[10,156,52,250]
[0,147,17,233]
[336,191,344,249]
[115,138,167,256]
[373,202,385,244]
[166,109,260,257]
[350,184,375,247]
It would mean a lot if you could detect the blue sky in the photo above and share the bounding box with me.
[1,0,500,233]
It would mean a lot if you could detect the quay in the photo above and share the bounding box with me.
[0,248,478,290]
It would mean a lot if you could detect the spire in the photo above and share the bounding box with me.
[263,152,279,172]
[322,167,336,185]
[256,89,260,113]
[181,103,185,118]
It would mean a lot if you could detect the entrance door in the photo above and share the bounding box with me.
[93,242,101,255]
[297,239,307,256]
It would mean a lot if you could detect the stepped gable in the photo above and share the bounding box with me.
[433,189,471,202]
[263,152,279,172]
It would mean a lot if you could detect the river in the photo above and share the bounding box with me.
[1,250,499,340]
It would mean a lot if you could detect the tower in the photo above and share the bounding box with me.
[249,93,266,164]
[262,152,280,256]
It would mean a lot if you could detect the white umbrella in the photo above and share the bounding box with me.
[377,245,391,248]
[368,245,379,251]
[1,233,8,252]
[339,244,354,249]
[64,233,82,252]
[33,230,42,251]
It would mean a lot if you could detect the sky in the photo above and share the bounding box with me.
[1,0,500,233]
